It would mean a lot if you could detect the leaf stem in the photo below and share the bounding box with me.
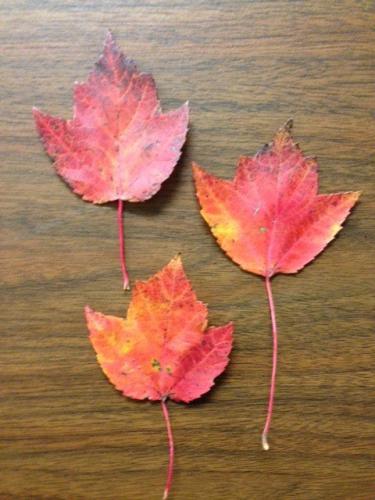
[262,276,278,451]
[117,199,130,290]
[161,398,174,500]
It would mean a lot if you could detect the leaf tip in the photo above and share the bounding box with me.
[272,119,296,152]
[352,190,362,202]
[170,253,183,269]
[32,107,42,129]
[226,321,235,336]
[104,29,115,46]
[192,162,204,179]
[283,118,294,132]
[176,101,190,128]
[32,106,43,124]
[84,305,94,320]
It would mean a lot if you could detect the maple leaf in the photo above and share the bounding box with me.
[33,31,189,289]
[86,256,233,499]
[193,120,360,450]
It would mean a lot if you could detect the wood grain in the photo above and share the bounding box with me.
[1,1,374,499]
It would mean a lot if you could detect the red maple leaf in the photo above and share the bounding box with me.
[33,32,189,289]
[86,256,233,499]
[193,121,360,450]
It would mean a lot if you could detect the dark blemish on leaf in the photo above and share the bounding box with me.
[258,143,271,155]
[151,358,162,371]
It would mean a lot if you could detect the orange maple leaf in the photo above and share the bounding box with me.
[193,121,360,450]
[86,256,233,498]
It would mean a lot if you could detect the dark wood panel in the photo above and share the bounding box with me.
[1,1,374,499]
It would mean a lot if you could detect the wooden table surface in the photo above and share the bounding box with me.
[1,1,374,499]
